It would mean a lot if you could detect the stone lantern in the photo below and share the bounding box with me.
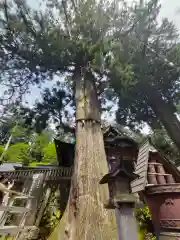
[100,162,139,240]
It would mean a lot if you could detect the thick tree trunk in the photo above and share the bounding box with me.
[145,84,180,151]
[48,70,117,240]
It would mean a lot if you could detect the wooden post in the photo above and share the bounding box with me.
[13,178,31,225]
[0,181,15,228]
[35,186,52,226]
[14,173,45,240]
[0,192,10,223]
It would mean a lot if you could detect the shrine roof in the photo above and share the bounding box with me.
[102,125,137,146]
[54,124,138,148]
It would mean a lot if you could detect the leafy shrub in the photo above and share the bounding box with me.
[38,190,61,240]
[136,205,156,240]
[0,145,4,157]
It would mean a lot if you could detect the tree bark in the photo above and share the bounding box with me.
[48,70,117,240]
[145,84,180,151]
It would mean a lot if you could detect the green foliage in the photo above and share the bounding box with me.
[138,228,144,240]
[4,142,31,165]
[136,205,152,223]
[42,143,58,164]
[28,161,48,167]
[0,145,4,156]
[150,128,180,164]
[20,86,73,133]
[106,1,180,149]
[136,205,156,240]
[0,105,35,145]
[39,190,61,240]
[0,0,136,110]
[30,131,52,162]
[0,237,12,240]
[11,125,31,143]
[29,142,58,166]
[0,115,58,165]
[0,114,59,165]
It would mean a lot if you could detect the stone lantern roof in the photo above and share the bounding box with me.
[100,162,138,185]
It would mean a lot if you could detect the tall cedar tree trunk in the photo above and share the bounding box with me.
[145,84,180,151]
[48,70,117,240]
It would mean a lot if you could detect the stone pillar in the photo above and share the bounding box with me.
[144,184,180,240]
[115,201,138,240]
[100,172,139,240]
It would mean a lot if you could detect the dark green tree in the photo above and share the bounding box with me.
[29,130,53,162]
[107,0,180,151]
[150,128,180,165]
[20,83,74,134]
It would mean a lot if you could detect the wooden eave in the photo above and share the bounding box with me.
[131,140,151,193]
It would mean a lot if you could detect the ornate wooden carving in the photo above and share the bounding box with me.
[164,199,174,205]
[160,219,180,229]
